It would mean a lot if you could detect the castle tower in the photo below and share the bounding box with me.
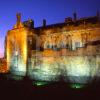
[6,13,27,76]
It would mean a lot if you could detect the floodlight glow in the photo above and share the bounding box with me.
[64,56,100,83]
[33,81,49,86]
[9,50,27,77]
[29,57,60,81]
[70,83,84,89]
[66,57,90,76]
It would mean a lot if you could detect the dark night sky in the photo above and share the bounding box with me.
[0,0,100,57]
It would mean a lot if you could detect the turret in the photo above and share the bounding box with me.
[13,13,24,29]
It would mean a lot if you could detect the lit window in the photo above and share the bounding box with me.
[75,42,80,48]
[28,37,32,45]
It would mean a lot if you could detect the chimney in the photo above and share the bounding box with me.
[32,20,34,28]
[97,10,100,21]
[43,19,46,27]
[28,19,34,28]
[73,12,77,22]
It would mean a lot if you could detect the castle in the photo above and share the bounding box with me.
[5,12,100,83]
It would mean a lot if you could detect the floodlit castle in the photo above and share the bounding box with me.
[5,12,100,83]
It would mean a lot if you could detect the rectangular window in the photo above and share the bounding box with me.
[75,42,80,48]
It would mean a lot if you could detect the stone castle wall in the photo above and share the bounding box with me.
[6,14,100,83]
[6,27,28,75]
[28,25,100,83]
